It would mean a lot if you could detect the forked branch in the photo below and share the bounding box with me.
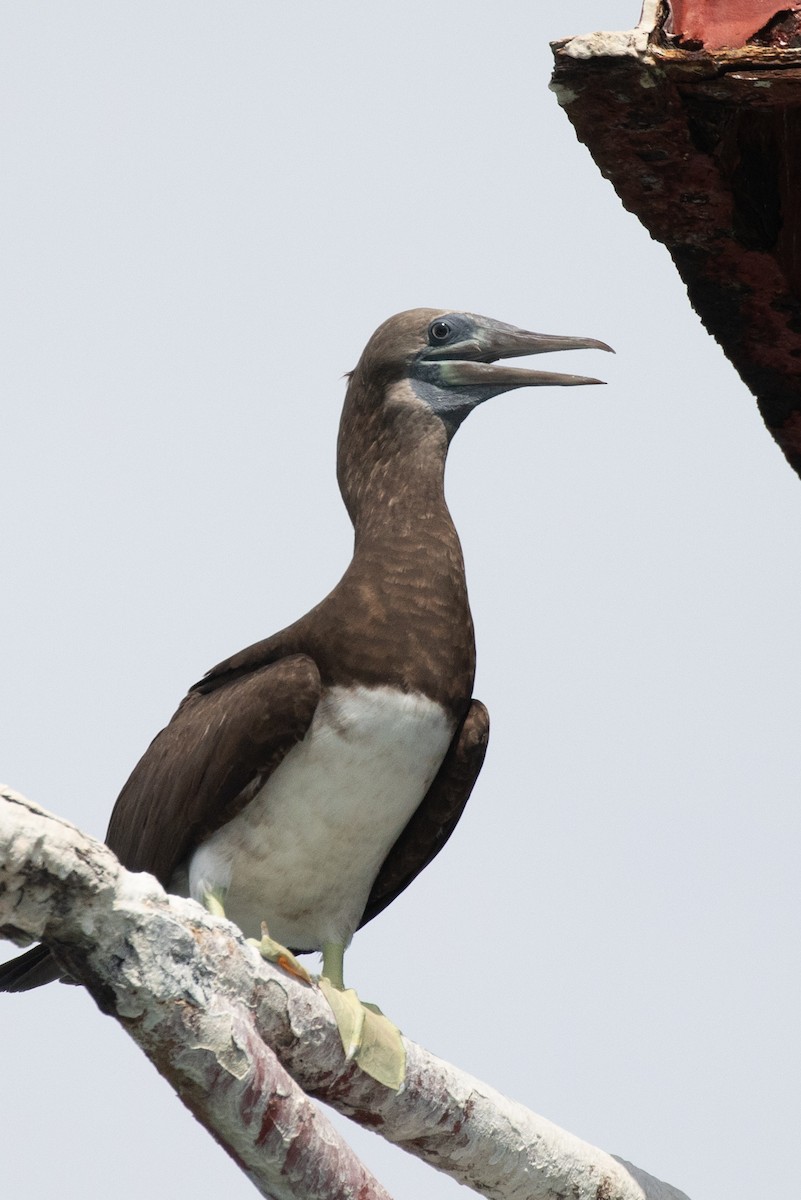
[0,786,690,1200]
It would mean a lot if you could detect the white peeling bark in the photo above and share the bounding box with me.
[0,787,392,1200]
[0,787,691,1200]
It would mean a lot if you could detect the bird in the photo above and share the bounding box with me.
[0,308,610,1083]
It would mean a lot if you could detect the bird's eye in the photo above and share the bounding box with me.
[429,321,452,342]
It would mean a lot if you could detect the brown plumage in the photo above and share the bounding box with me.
[1,308,609,992]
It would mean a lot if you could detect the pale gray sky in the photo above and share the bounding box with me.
[3,4,800,1198]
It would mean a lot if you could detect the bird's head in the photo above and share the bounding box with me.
[350,307,613,436]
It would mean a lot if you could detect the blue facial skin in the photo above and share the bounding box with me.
[410,315,515,436]
[410,363,499,436]
[407,311,609,437]
[420,314,482,358]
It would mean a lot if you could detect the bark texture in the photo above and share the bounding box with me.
[552,1,801,477]
[0,785,691,1200]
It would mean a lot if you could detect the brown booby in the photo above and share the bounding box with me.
[0,309,610,1081]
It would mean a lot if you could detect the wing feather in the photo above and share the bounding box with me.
[105,654,321,885]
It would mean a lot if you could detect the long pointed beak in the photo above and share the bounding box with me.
[438,359,606,389]
[479,327,613,362]
[474,324,613,388]
[425,319,613,390]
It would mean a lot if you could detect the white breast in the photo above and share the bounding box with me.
[184,685,456,950]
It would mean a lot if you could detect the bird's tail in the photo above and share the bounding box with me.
[0,945,61,992]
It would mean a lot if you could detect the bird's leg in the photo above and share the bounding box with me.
[317,942,406,1090]
[203,895,403,1086]
[200,891,312,985]
[321,941,346,989]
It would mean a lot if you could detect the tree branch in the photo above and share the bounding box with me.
[0,786,691,1200]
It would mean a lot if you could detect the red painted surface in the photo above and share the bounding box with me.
[668,1,800,48]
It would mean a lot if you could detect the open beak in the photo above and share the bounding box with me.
[427,318,613,390]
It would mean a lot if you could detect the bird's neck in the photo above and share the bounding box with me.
[337,377,452,544]
[322,376,475,708]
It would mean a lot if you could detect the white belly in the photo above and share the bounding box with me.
[183,685,455,950]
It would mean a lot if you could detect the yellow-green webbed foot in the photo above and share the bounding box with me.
[201,892,312,986]
[317,941,406,1090]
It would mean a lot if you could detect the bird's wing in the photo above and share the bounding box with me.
[189,625,302,694]
[0,653,320,994]
[358,698,489,928]
[105,653,321,886]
